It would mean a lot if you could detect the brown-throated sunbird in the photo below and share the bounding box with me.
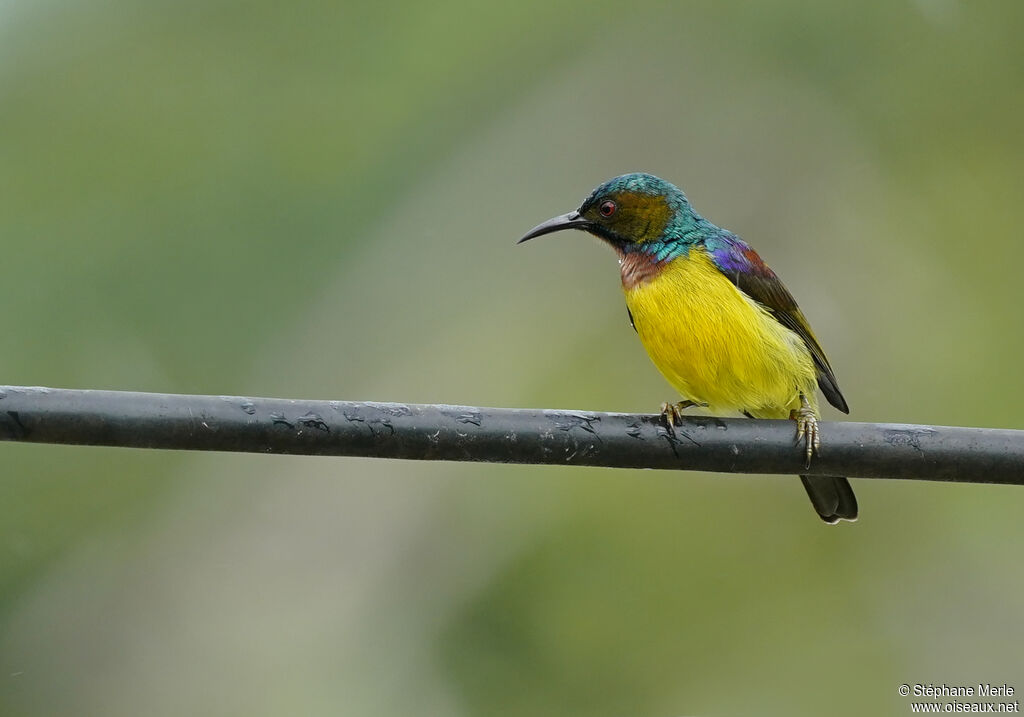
[519,173,856,523]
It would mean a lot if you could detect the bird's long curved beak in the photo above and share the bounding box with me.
[517,211,592,244]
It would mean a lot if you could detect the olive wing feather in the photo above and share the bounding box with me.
[705,234,849,414]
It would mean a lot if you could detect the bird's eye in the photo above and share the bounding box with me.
[599,200,617,217]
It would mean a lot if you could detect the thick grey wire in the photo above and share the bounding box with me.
[0,386,1021,482]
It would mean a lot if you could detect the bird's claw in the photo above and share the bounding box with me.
[659,400,705,436]
[791,398,820,469]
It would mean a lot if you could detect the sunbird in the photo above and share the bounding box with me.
[519,173,856,523]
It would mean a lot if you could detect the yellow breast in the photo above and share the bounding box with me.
[622,248,817,418]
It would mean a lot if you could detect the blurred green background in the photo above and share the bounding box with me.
[2,1,1023,715]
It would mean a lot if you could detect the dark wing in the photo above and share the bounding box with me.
[705,233,848,414]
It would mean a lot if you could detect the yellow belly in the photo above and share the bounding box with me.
[623,249,817,418]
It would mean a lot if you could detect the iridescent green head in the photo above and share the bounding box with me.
[518,172,707,258]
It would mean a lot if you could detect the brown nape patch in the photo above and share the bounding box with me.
[618,250,666,290]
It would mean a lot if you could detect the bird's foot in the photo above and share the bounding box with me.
[790,394,820,469]
[660,400,706,435]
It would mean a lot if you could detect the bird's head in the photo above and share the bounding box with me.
[518,173,703,257]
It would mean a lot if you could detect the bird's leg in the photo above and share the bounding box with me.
[790,393,820,469]
[659,400,707,434]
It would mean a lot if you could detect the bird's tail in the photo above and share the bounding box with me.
[800,475,858,524]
